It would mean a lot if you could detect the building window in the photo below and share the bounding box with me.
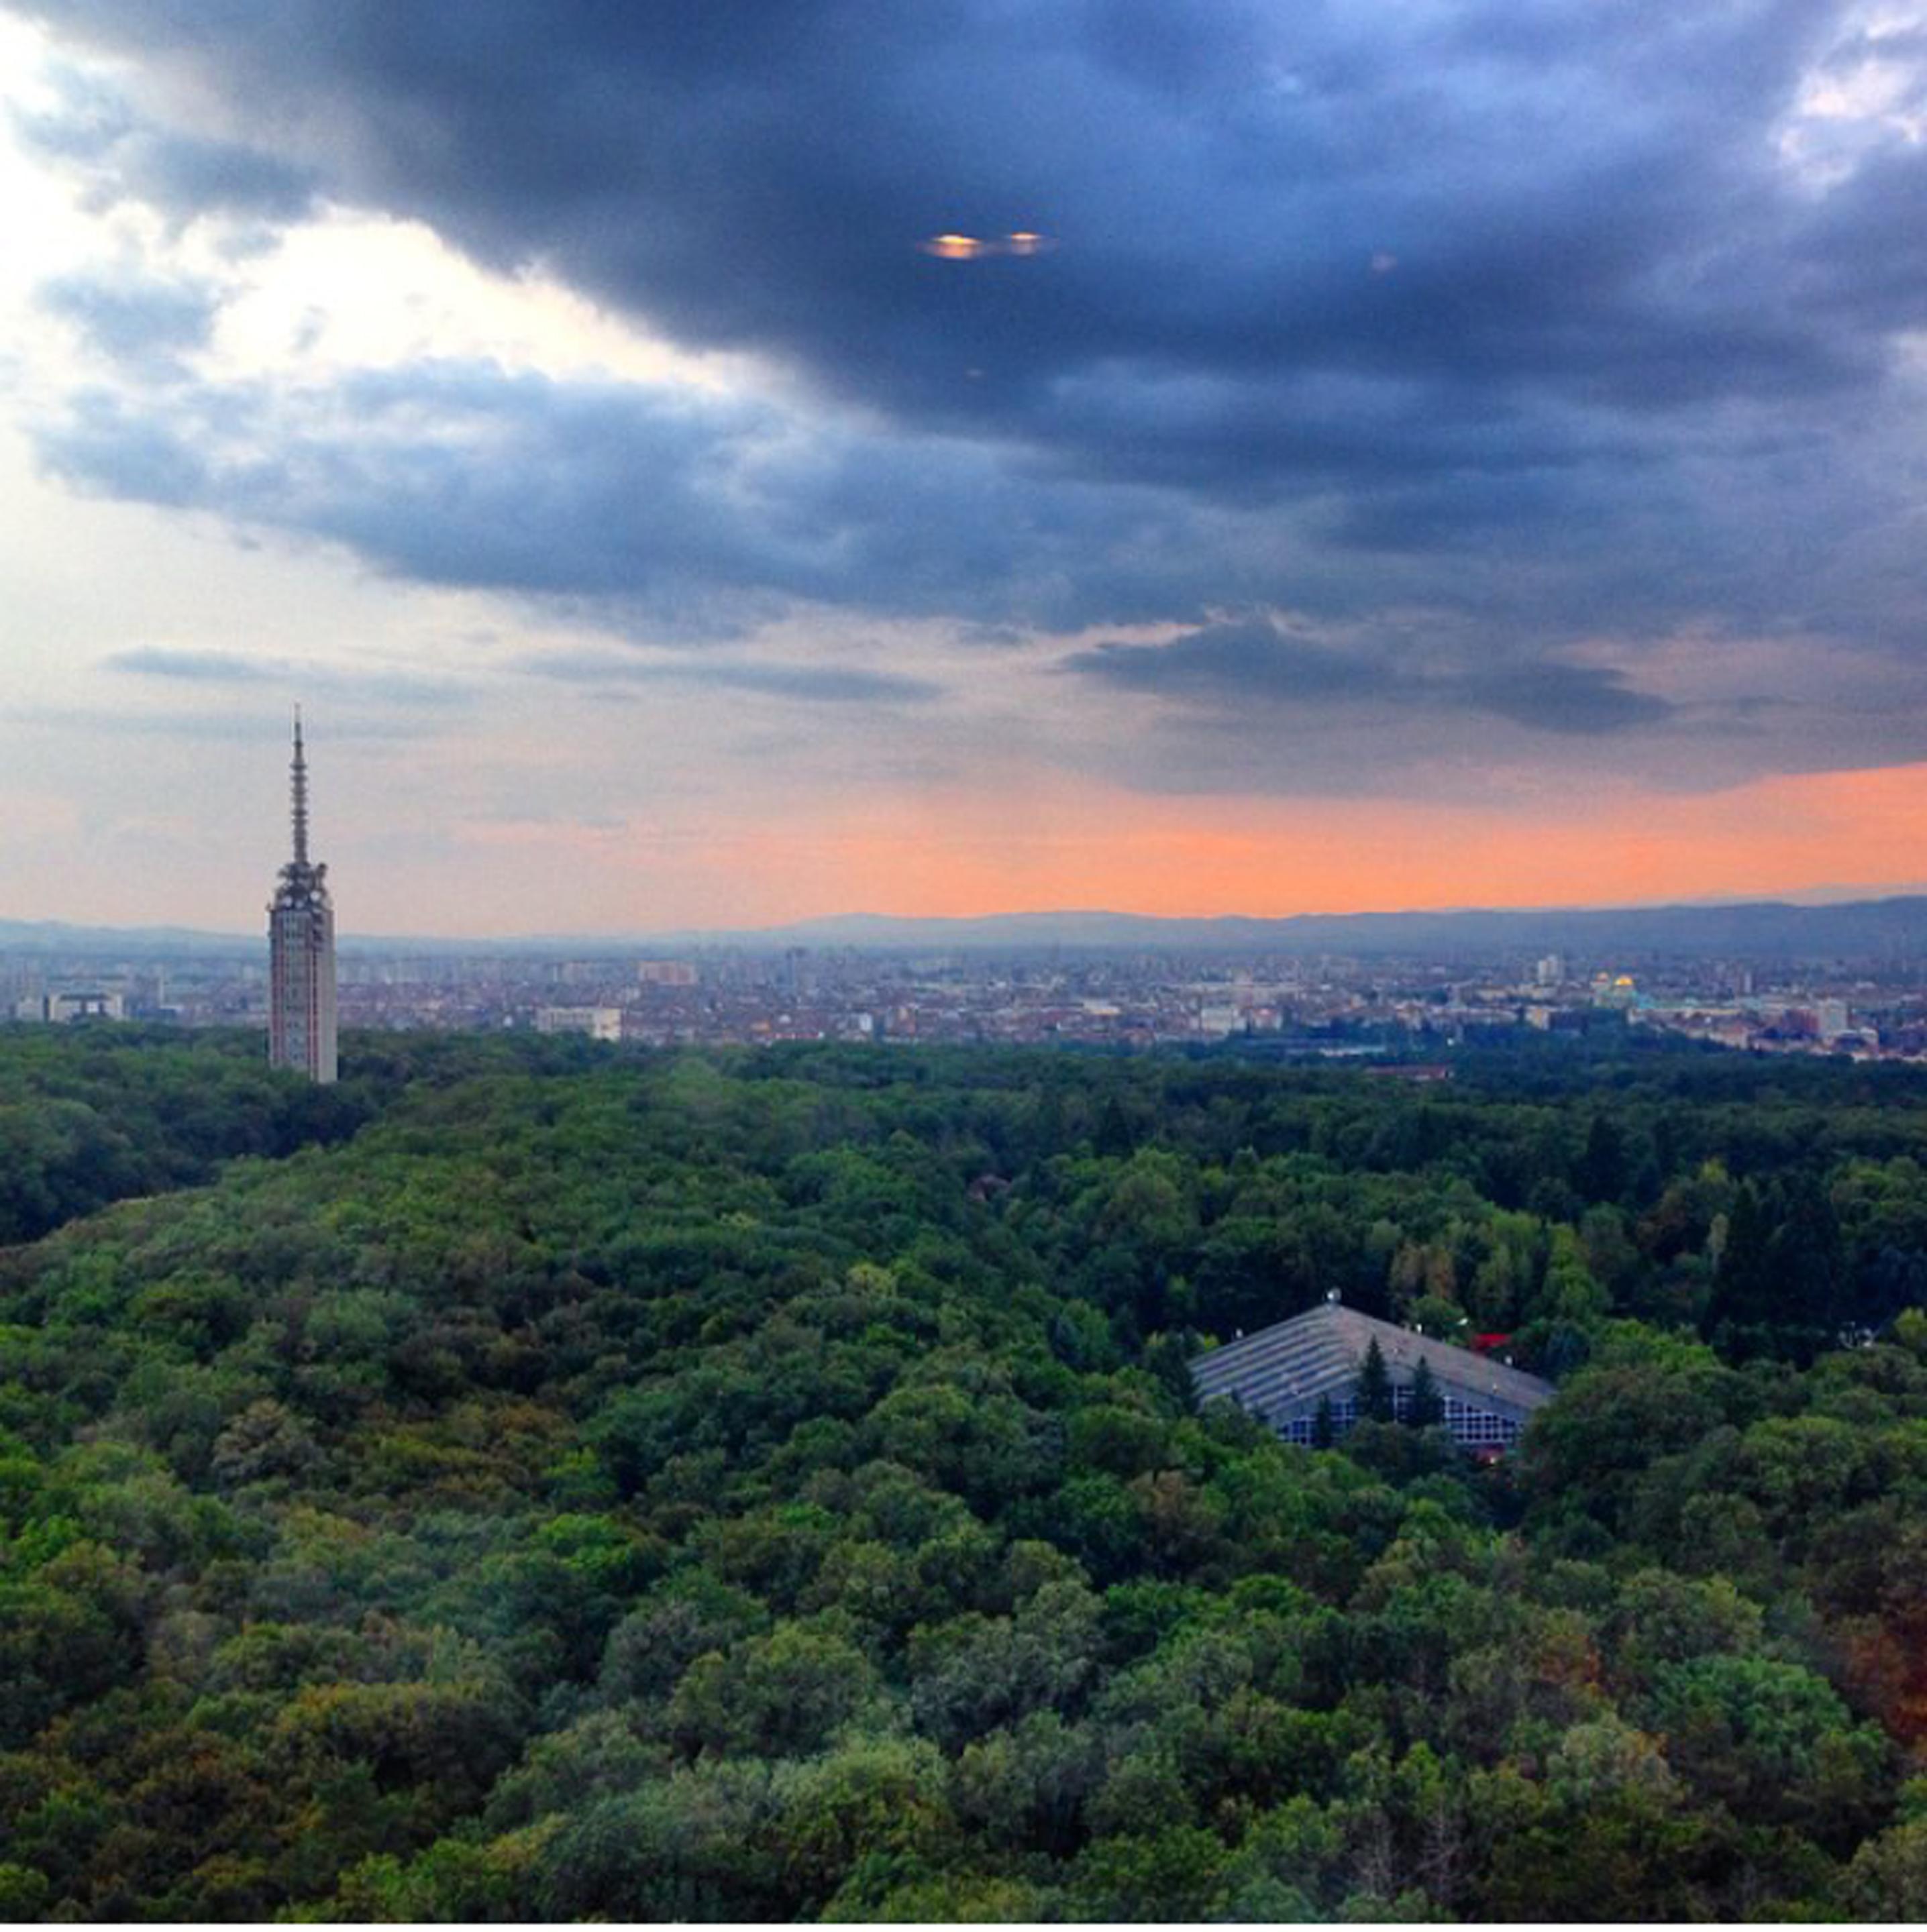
[1273,1393,1523,1452]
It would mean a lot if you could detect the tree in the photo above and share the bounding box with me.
[1841,1818,1927,1921]
[1356,1338,1396,1423]
[1702,1175,1842,1364]
[1311,1395,1338,1449]
[1578,1113,1629,1206]
[667,1623,882,1760]
[1407,1357,1445,1429]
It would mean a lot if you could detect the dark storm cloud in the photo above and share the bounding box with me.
[31,346,1860,665]
[1459,662,1675,735]
[16,1,1897,470]
[1069,619,1384,704]
[1067,617,1677,737]
[32,359,1237,633]
[14,0,1927,792]
[129,132,317,227]
[1793,139,1927,330]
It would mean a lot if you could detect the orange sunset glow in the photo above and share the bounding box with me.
[553,761,1927,932]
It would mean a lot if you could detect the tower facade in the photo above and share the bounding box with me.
[268,712,337,1083]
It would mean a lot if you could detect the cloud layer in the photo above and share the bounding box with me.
[11,0,1927,810]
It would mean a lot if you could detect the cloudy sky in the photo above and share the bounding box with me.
[3,1,1926,936]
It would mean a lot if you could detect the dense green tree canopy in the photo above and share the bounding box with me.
[1,1025,1925,1917]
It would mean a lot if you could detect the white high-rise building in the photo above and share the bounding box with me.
[268,712,337,1083]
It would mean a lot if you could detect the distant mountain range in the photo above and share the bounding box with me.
[4,895,1927,961]
[749,898,1927,959]
[0,919,263,957]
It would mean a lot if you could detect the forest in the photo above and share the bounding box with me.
[3,1023,1927,1920]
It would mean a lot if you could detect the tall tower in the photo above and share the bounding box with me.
[267,710,337,1082]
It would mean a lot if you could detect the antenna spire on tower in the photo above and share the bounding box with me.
[291,706,309,867]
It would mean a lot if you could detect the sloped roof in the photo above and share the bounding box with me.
[1190,1300,1555,1421]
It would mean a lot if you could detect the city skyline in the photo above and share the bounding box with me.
[3,5,1927,937]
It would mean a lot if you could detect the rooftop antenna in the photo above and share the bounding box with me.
[291,706,309,868]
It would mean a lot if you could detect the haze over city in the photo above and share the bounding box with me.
[3,3,1926,938]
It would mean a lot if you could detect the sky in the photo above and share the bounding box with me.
[2,1,1926,937]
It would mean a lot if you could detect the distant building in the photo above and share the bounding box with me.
[534,1006,622,1042]
[14,989,124,1023]
[1191,1299,1555,1453]
[267,712,337,1083]
[1592,973,1638,1008]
